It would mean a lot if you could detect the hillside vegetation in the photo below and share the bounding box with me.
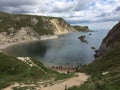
[0,52,73,89]
[0,11,76,48]
[68,22,120,90]
[73,25,89,32]
[0,11,75,35]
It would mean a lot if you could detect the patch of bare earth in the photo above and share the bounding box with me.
[2,73,89,90]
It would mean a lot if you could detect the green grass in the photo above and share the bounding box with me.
[0,12,58,35]
[0,12,76,35]
[55,73,74,81]
[73,25,89,32]
[0,53,74,89]
[68,42,120,90]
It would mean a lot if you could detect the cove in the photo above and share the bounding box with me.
[3,30,109,67]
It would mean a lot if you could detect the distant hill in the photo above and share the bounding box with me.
[69,22,120,90]
[73,25,89,32]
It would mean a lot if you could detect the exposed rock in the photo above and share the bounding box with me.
[0,27,40,42]
[91,47,97,50]
[89,33,92,35]
[95,22,120,57]
[50,18,75,35]
[40,35,58,40]
[102,71,109,75]
[78,35,88,43]
[31,18,39,25]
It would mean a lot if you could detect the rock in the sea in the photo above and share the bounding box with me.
[91,47,96,50]
[78,35,88,43]
[89,33,92,35]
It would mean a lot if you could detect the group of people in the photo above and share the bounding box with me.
[51,65,81,73]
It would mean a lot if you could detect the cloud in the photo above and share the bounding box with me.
[0,0,120,30]
[74,0,92,11]
[0,0,39,13]
[49,0,75,12]
[114,6,120,11]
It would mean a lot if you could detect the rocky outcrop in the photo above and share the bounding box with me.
[0,27,40,47]
[78,35,88,44]
[95,22,120,57]
[50,18,75,35]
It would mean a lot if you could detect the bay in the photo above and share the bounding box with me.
[4,30,109,67]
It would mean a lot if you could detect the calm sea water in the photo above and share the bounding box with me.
[4,30,109,67]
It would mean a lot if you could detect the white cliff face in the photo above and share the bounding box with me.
[0,26,58,49]
[0,27,40,45]
[30,18,39,25]
[50,19,75,35]
[50,19,69,35]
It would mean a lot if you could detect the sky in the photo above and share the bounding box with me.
[0,0,120,30]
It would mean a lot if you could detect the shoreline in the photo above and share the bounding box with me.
[46,65,81,74]
[0,35,58,51]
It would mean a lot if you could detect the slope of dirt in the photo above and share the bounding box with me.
[2,73,89,90]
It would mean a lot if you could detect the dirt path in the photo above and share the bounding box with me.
[2,73,89,90]
[40,73,88,90]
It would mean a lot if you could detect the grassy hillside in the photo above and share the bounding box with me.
[68,44,120,90]
[68,22,120,90]
[0,52,73,89]
[0,12,55,35]
[0,11,75,36]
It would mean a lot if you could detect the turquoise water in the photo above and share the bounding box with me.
[4,30,109,67]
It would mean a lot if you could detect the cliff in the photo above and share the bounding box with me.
[95,22,120,57]
[0,12,76,48]
[70,22,120,90]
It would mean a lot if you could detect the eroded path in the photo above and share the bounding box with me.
[2,73,89,90]
[41,73,88,90]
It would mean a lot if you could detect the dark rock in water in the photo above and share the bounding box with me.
[78,35,88,43]
[78,35,86,39]
[95,50,99,53]
[91,47,96,50]
[89,33,92,35]
[94,54,100,58]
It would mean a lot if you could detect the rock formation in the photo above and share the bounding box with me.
[95,22,120,57]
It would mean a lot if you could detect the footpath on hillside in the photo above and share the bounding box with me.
[3,73,89,90]
[40,73,88,90]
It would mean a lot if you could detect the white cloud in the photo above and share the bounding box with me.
[85,21,118,30]
[0,0,120,30]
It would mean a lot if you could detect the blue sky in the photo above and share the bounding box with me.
[0,0,120,30]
